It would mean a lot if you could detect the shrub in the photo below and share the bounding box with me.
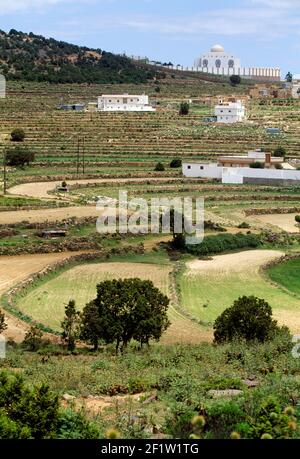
[213,296,283,344]
[22,325,44,351]
[250,162,264,169]
[295,215,300,224]
[237,222,250,229]
[170,158,182,168]
[185,233,261,256]
[273,146,286,158]
[0,371,59,439]
[155,162,165,171]
[229,75,241,86]
[57,409,100,439]
[5,146,35,167]
[10,128,25,142]
[275,163,283,169]
[179,102,190,116]
[239,397,298,439]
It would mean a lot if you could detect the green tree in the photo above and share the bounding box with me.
[5,146,35,167]
[170,158,182,168]
[229,75,241,86]
[179,102,190,116]
[22,325,43,351]
[273,146,286,158]
[0,310,7,334]
[155,162,165,171]
[10,128,25,142]
[285,72,293,83]
[80,301,103,351]
[214,296,284,344]
[61,300,81,351]
[81,279,170,352]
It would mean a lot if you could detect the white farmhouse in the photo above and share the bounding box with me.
[214,99,245,123]
[291,74,300,99]
[182,150,300,185]
[97,94,155,112]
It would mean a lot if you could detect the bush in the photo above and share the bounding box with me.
[5,146,35,167]
[229,75,241,86]
[22,325,44,351]
[10,128,25,142]
[179,102,189,116]
[250,162,264,169]
[295,215,300,224]
[0,371,59,438]
[185,233,261,256]
[170,158,182,168]
[213,296,283,344]
[155,162,165,171]
[275,163,283,169]
[237,222,250,229]
[273,146,286,158]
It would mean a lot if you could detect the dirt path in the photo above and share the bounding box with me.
[0,251,86,342]
[186,249,284,275]
[8,177,183,200]
[0,205,103,224]
[254,213,300,233]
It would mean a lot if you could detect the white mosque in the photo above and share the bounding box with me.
[194,44,280,81]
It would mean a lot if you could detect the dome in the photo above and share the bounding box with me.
[211,44,224,53]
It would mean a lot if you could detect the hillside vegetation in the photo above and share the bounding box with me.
[0,29,159,84]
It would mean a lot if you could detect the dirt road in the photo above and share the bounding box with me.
[8,177,183,200]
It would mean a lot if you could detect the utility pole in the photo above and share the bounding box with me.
[76,137,80,175]
[82,137,85,175]
[3,149,7,195]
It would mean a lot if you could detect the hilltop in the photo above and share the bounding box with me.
[0,29,160,84]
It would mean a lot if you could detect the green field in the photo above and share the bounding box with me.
[178,249,300,332]
[267,256,300,296]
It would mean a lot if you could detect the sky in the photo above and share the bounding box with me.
[0,0,299,74]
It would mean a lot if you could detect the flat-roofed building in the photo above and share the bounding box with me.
[97,94,155,112]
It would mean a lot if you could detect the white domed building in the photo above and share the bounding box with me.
[194,44,280,81]
[194,44,241,74]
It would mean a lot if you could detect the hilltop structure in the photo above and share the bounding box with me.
[194,44,280,82]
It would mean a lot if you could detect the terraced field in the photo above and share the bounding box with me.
[1,79,300,192]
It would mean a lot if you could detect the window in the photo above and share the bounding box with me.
[200,166,204,170]
[215,59,221,68]
[202,59,208,68]
[228,59,234,68]
[187,165,191,169]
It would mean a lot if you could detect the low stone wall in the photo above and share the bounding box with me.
[245,178,300,186]
[245,207,300,216]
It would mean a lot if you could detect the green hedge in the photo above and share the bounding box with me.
[185,233,261,256]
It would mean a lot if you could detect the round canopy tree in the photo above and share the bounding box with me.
[213,296,284,344]
[80,278,170,351]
